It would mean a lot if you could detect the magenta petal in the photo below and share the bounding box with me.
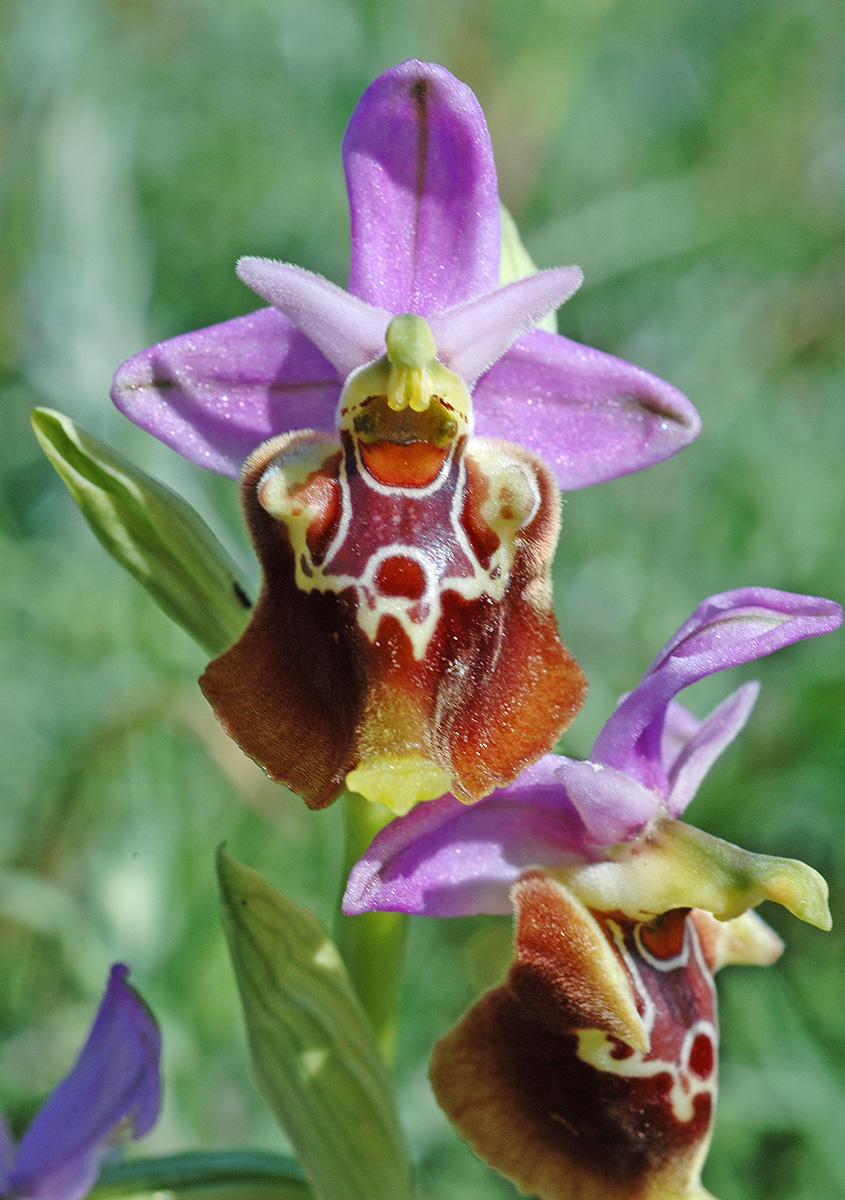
[343,758,603,918]
[665,683,759,818]
[9,964,161,1200]
[236,259,392,377]
[343,60,501,314]
[430,268,583,388]
[592,588,843,794]
[112,307,341,476]
[471,329,701,490]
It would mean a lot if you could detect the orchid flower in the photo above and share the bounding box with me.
[344,587,841,1200]
[0,964,161,1200]
[111,61,699,815]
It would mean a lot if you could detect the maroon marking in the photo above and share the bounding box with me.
[375,555,427,600]
[430,888,720,1200]
[689,1031,714,1079]
[608,1036,635,1060]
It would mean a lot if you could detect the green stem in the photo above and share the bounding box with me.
[335,791,407,1064]
[89,1150,313,1197]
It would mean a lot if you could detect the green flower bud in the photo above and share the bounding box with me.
[32,408,251,657]
[216,849,413,1200]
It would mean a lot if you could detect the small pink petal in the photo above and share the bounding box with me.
[236,259,392,378]
[430,268,583,388]
[666,682,760,817]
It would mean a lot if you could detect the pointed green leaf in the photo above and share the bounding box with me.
[217,849,414,1200]
[32,407,251,657]
[498,203,558,333]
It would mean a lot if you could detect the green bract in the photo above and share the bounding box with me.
[217,849,414,1200]
[32,408,251,657]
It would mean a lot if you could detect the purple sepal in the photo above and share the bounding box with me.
[7,964,161,1200]
[111,307,341,477]
[343,60,501,313]
[343,758,606,917]
[593,588,844,795]
[112,61,702,490]
[471,328,701,491]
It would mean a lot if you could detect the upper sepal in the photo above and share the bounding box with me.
[343,60,501,313]
[593,587,844,798]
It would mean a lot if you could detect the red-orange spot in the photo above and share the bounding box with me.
[460,459,500,566]
[688,1032,714,1079]
[360,441,448,486]
[288,462,342,560]
[375,555,427,600]
[640,908,689,960]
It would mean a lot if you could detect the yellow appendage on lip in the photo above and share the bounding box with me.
[346,754,452,814]
[339,313,471,437]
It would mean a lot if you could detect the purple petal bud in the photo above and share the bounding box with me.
[592,588,843,796]
[0,1112,15,1190]
[9,964,161,1200]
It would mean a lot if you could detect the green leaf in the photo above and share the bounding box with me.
[217,848,414,1200]
[91,1150,313,1198]
[498,203,558,333]
[31,407,251,657]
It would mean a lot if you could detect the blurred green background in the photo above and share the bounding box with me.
[1,0,844,1196]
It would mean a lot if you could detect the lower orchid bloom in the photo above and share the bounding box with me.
[0,965,161,1200]
[111,60,700,814]
[344,587,842,1200]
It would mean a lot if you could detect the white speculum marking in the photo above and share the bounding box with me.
[576,918,718,1124]
[259,433,541,662]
